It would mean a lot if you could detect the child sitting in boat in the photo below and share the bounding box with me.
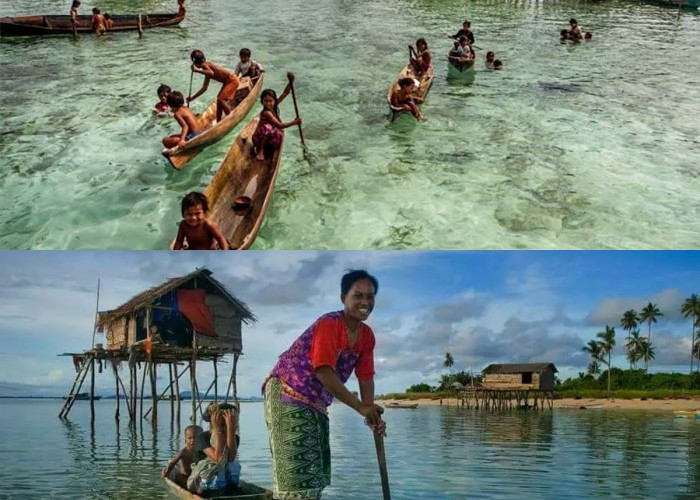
[188,403,241,494]
[162,91,203,148]
[173,192,229,250]
[154,84,171,115]
[90,7,106,35]
[163,425,202,488]
[457,36,475,61]
[235,48,265,81]
[485,51,495,69]
[390,77,426,122]
[104,13,113,30]
[188,50,240,122]
[251,76,301,161]
[410,38,432,76]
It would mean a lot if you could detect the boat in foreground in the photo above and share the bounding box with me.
[446,52,476,74]
[200,115,284,250]
[163,75,264,170]
[387,63,434,121]
[164,477,272,499]
[0,13,183,37]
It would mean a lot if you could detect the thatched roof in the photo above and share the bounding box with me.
[482,363,558,374]
[96,268,255,328]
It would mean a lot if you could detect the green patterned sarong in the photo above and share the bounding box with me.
[264,377,330,500]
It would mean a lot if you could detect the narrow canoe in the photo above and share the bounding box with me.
[163,75,264,170]
[385,402,418,409]
[643,0,700,7]
[386,63,434,121]
[202,115,284,250]
[164,477,273,499]
[446,52,475,73]
[0,13,183,37]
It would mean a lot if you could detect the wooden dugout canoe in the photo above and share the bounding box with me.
[446,52,476,73]
[0,13,183,37]
[386,63,434,121]
[203,115,284,250]
[164,477,273,499]
[385,402,418,409]
[163,75,264,170]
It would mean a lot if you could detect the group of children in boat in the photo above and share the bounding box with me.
[162,402,242,494]
[69,0,186,35]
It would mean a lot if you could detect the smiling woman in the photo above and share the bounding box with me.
[261,270,386,500]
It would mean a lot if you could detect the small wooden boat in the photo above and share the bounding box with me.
[673,410,700,419]
[385,402,418,409]
[446,52,476,74]
[643,0,700,7]
[200,115,284,250]
[163,75,264,170]
[164,477,273,499]
[0,13,183,37]
[387,63,434,122]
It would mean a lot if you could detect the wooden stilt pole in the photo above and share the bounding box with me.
[144,364,190,418]
[140,362,147,421]
[151,361,158,427]
[90,355,96,421]
[113,361,120,420]
[213,356,218,403]
[232,352,239,404]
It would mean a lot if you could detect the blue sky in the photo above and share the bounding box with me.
[0,251,698,397]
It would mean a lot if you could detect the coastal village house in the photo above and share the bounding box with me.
[481,363,558,391]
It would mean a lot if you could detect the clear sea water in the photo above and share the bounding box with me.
[0,399,698,499]
[1,0,699,249]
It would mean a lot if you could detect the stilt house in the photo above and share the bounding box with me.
[481,363,558,391]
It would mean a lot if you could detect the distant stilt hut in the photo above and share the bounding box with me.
[461,363,557,411]
[58,267,255,426]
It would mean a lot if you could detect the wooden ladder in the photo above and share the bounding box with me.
[58,355,92,419]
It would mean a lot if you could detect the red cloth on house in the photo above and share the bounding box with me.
[177,289,216,336]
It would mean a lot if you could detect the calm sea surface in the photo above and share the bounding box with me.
[0,399,698,499]
[1,0,699,249]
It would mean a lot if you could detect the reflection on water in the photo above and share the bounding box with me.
[1,399,698,499]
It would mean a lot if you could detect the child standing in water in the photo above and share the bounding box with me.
[90,8,106,35]
[104,13,113,30]
[485,51,495,69]
[70,1,81,31]
[187,50,240,122]
[162,91,203,148]
[390,77,426,122]
[251,75,301,161]
[154,84,172,115]
[162,425,202,488]
[173,192,229,250]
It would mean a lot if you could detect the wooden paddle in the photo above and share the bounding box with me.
[286,71,314,165]
[187,69,194,107]
[374,432,391,500]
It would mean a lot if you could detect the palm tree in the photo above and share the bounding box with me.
[620,309,639,369]
[444,352,454,373]
[597,326,616,393]
[639,303,663,369]
[638,339,655,370]
[681,294,700,373]
[626,330,644,369]
[583,340,603,376]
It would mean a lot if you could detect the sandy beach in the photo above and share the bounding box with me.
[379,397,700,411]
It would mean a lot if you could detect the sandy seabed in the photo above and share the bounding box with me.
[379,397,700,411]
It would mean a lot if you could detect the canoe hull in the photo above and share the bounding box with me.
[164,477,273,499]
[387,63,434,121]
[446,54,475,74]
[644,0,700,7]
[163,75,264,170]
[202,115,284,250]
[0,13,183,37]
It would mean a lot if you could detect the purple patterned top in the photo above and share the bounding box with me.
[264,311,375,414]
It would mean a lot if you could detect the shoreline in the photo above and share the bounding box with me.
[378,397,700,411]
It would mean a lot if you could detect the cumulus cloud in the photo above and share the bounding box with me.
[587,288,687,325]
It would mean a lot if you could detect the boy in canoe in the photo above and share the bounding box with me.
[104,13,113,30]
[162,425,202,488]
[448,20,475,45]
[162,91,203,148]
[390,77,426,121]
[235,48,265,81]
[409,38,432,76]
[173,192,229,250]
[178,0,186,18]
[187,50,240,122]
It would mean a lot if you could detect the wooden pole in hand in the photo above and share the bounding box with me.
[187,69,194,107]
[287,72,306,150]
[374,432,391,500]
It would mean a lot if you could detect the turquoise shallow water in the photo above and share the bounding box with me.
[1,0,699,249]
[0,399,698,499]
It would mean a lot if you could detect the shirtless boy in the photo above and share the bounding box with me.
[173,192,229,251]
[187,50,240,122]
[162,91,203,148]
[391,77,426,122]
